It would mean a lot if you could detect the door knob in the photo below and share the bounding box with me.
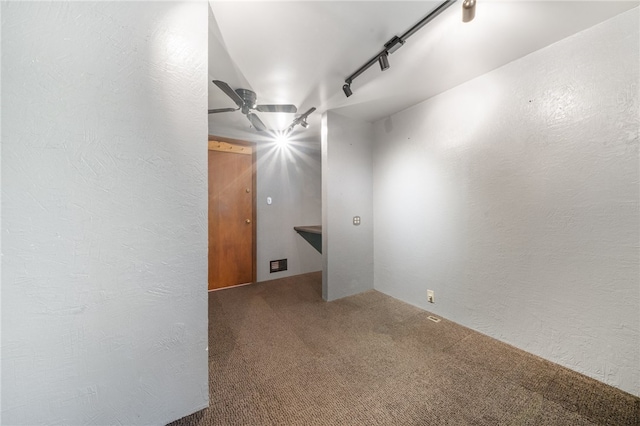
[245,219,251,224]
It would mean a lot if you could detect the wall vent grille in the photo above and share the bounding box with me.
[270,259,288,273]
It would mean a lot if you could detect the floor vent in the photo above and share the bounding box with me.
[427,316,441,323]
[270,259,288,273]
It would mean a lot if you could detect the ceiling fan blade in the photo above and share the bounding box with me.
[212,80,244,108]
[256,104,298,113]
[247,113,267,132]
[208,107,239,114]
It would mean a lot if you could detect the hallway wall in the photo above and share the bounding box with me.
[1,2,209,424]
[322,111,374,301]
[256,143,322,282]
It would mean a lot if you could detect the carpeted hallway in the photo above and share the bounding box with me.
[170,272,639,425]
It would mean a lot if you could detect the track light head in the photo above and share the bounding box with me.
[462,0,476,23]
[343,83,353,98]
[300,120,309,129]
[378,53,390,71]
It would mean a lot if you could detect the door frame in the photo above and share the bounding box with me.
[208,134,257,288]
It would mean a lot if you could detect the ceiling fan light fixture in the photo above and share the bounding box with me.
[462,0,476,23]
[275,132,290,146]
[210,80,298,132]
[343,83,353,98]
[378,53,390,71]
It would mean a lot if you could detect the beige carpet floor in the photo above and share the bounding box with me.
[170,272,639,425]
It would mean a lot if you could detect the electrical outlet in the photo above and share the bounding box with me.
[427,290,435,303]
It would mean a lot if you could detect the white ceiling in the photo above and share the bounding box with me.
[208,1,637,142]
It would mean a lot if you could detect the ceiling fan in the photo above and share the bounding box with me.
[209,80,297,132]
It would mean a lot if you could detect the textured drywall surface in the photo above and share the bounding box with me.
[1,2,209,424]
[322,112,374,301]
[373,8,639,396]
[256,143,322,282]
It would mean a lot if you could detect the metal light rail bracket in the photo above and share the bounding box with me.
[342,0,470,98]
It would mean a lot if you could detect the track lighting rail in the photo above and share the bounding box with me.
[343,0,459,97]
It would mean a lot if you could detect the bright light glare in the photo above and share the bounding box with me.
[275,133,290,147]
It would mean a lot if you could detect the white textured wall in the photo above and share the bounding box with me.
[323,112,374,301]
[1,2,209,424]
[373,9,639,396]
[256,142,322,282]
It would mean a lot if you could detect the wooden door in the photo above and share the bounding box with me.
[208,139,256,290]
